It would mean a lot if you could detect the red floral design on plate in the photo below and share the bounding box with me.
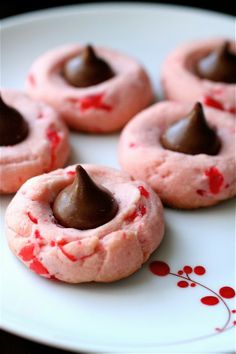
[183,265,192,274]
[201,296,219,306]
[177,280,189,288]
[219,287,235,299]
[149,260,235,333]
[149,260,170,276]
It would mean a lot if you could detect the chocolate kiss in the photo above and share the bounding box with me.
[0,94,29,146]
[63,45,115,87]
[161,102,221,155]
[53,165,119,230]
[197,41,236,83]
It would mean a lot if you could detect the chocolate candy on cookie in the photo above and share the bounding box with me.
[160,102,221,155]
[26,43,153,133]
[53,165,118,229]
[0,94,29,146]
[0,89,69,194]
[6,164,164,282]
[196,42,236,83]
[162,38,236,114]
[119,101,235,209]
[63,45,115,87]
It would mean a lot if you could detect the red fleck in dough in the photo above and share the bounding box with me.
[119,101,236,209]
[203,96,224,111]
[125,205,147,223]
[138,185,149,198]
[6,164,164,283]
[68,93,112,112]
[26,44,153,133]
[0,90,70,194]
[66,170,76,176]
[58,245,78,262]
[30,259,49,275]
[19,244,35,261]
[28,73,36,86]
[27,212,38,224]
[162,38,236,115]
[205,167,224,194]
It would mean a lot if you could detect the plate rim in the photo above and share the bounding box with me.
[1,2,235,353]
[1,1,234,28]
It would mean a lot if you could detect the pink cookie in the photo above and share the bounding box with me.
[0,90,69,194]
[162,38,236,115]
[5,164,164,283]
[26,44,153,133]
[119,101,236,209]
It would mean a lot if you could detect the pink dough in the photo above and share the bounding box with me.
[162,38,236,115]
[0,90,69,194]
[5,164,164,283]
[26,44,153,133]
[119,101,236,209]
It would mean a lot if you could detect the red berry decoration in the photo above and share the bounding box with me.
[177,280,189,288]
[201,296,219,306]
[149,261,170,276]
[183,265,193,274]
[219,286,235,299]
[149,260,235,333]
[194,266,206,275]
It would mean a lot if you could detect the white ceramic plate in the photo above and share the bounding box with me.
[0,3,235,353]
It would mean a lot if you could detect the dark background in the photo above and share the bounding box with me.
[0,0,234,18]
[0,1,233,354]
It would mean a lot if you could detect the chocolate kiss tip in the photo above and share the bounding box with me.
[194,101,202,109]
[193,102,203,113]
[219,41,230,54]
[191,102,205,120]
[53,165,119,230]
[0,93,29,146]
[63,44,115,88]
[222,41,229,50]
[160,103,221,156]
[83,44,95,57]
[0,93,5,105]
